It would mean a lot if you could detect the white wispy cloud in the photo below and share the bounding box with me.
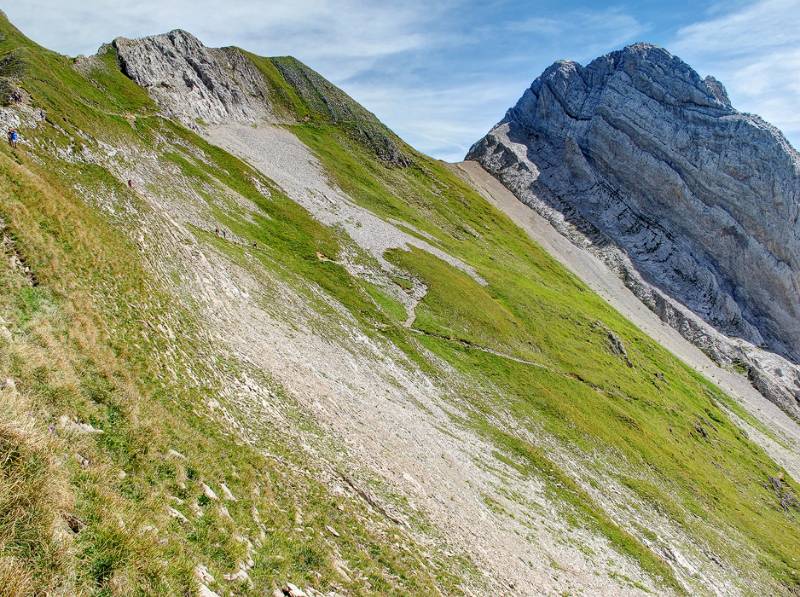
[508,8,646,57]
[4,1,450,76]
[671,0,800,148]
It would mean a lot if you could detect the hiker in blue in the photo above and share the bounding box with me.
[7,129,18,148]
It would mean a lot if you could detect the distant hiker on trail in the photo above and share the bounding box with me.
[127,179,133,188]
[7,129,18,148]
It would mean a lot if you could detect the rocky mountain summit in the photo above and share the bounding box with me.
[113,30,273,125]
[113,30,409,165]
[469,43,800,419]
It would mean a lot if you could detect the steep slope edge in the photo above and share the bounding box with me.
[468,43,800,420]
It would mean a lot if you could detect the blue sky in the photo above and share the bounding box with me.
[4,0,800,161]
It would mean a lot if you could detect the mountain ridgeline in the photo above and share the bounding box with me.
[1,12,800,596]
[469,43,800,420]
[112,29,410,165]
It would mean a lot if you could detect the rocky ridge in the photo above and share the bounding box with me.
[113,30,273,126]
[468,43,800,420]
[112,31,409,165]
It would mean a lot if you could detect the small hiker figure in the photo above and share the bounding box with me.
[215,226,220,236]
[7,129,18,148]
[127,179,133,188]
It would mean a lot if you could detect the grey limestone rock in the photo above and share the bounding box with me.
[468,43,800,419]
[113,30,273,127]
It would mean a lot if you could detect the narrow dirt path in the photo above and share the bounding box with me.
[454,160,800,480]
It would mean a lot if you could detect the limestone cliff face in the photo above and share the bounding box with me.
[113,30,273,127]
[468,43,800,417]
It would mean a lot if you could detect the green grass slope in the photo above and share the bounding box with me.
[0,15,467,596]
[289,121,800,592]
[0,10,799,596]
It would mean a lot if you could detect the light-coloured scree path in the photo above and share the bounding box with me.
[454,160,800,481]
[188,124,670,595]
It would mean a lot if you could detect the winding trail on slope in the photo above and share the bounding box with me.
[454,160,800,481]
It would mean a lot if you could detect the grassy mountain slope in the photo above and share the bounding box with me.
[0,17,465,596]
[1,12,799,596]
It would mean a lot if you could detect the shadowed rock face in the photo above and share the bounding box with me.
[468,42,800,417]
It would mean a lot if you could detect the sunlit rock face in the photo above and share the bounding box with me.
[469,43,800,417]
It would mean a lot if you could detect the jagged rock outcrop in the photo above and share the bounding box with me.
[112,30,273,126]
[468,43,800,419]
[111,31,409,166]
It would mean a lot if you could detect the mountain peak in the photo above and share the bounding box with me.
[469,43,800,418]
[523,42,733,124]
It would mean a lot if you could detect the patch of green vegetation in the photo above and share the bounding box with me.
[391,274,414,292]
[289,121,800,592]
[0,21,473,592]
[362,281,407,324]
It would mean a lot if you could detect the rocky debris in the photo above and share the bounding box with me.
[767,472,799,511]
[0,50,25,106]
[469,42,800,420]
[332,557,351,583]
[276,583,308,597]
[220,482,236,501]
[201,482,218,501]
[693,421,708,439]
[167,506,189,523]
[594,321,633,367]
[198,584,221,597]
[112,30,273,128]
[223,534,254,584]
[607,331,633,368]
[194,564,215,584]
[57,414,103,435]
[62,513,85,534]
[222,566,250,583]
[168,448,186,459]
